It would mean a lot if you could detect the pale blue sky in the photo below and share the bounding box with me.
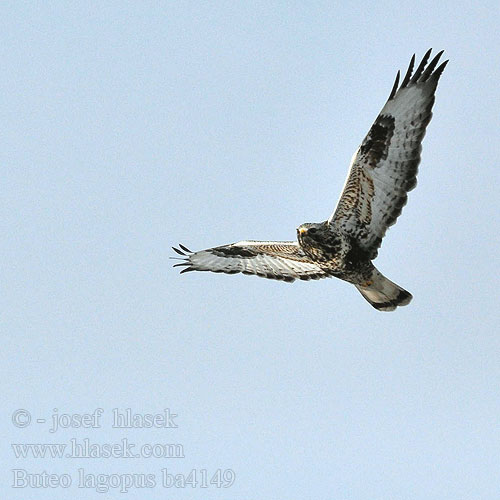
[3,2,500,499]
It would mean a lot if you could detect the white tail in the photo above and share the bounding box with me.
[355,267,412,311]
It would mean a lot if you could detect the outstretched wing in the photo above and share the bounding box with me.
[329,49,448,259]
[172,241,329,282]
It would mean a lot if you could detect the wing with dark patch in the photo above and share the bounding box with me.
[172,241,329,282]
[329,49,448,258]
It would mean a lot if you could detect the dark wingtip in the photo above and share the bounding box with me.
[401,53,416,88]
[179,267,196,274]
[432,59,449,81]
[388,70,400,100]
[178,243,192,253]
[172,246,186,256]
[410,48,432,84]
[172,244,193,256]
[421,50,445,81]
[398,50,447,89]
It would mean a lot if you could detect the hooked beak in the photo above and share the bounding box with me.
[299,228,307,235]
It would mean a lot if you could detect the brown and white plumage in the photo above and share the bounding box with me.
[329,49,448,258]
[172,242,329,282]
[173,50,448,311]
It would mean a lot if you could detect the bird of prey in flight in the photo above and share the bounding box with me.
[173,50,448,311]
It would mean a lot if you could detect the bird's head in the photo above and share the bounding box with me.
[296,222,325,246]
[297,221,341,261]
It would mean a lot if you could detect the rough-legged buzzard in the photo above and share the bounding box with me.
[173,50,448,311]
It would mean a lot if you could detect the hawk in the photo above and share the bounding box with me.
[173,50,448,311]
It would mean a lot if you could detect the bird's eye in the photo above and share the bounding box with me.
[309,228,317,234]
